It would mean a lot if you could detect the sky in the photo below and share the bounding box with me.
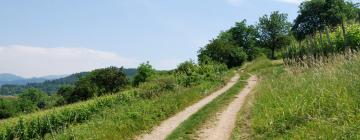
[0,0,305,78]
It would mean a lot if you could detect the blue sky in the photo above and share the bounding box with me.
[0,0,304,77]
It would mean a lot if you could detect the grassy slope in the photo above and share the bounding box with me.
[44,70,236,140]
[166,68,250,140]
[232,54,360,139]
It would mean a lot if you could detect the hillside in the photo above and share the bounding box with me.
[0,73,67,86]
[0,74,24,82]
[0,68,137,96]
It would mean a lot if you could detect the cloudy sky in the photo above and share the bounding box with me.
[0,0,306,78]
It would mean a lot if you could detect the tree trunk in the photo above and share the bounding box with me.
[271,47,275,60]
[319,30,324,47]
[341,20,347,46]
[325,27,332,48]
[312,34,316,47]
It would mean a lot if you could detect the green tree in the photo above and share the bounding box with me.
[228,20,259,60]
[56,86,75,104]
[258,11,291,59]
[292,0,328,46]
[324,0,359,43]
[198,38,247,68]
[89,66,129,94]
[133,62,156,86]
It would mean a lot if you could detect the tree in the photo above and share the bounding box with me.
[89,66,129,94]
[258,11,291,59]
[198,38,247,68]
[133,62,156,86]
[57,67,130,103]
[292,0,329,46]
[56,86,75,104]
[324,0,359,44]
[228,20,259,60]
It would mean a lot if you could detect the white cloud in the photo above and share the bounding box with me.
[276,0,304,5]
[0,45,140,78]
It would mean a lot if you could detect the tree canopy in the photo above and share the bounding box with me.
[258,11,291,59]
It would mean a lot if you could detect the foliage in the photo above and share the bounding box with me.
[258,11,291,59]
[133,62,156,86]
[198,38,248,68]
[175,60,228,87]
[284,23,360,65]
[56,66,129,104]
[228,20,260,60]
[0,98,17,119]
[88,66,129,94]
[17,88,48,112]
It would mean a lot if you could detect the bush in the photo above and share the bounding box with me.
[136,75,177,99]
[175,60,201,87]
[57,66,130,103]
[198,39,247,68]
[346,24,360,48]
[133,62,156,86]
[17,88,48,113]
[88,66,129,94]
[0,99,16,119]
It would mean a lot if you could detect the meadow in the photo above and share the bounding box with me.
[231,52,360,139]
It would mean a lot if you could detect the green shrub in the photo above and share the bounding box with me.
[133,62,156,86]
[347,24,360,48]
[136,75,178,99]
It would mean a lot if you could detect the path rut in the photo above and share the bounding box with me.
[197,75,258,140]
[137,73,240,140]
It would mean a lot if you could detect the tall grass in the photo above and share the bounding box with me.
[249,53,360,139]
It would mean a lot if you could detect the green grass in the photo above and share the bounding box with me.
[42,71,235,140]
[234,53,360,139]
[166,71,250,140]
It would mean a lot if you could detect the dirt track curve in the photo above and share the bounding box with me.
[197,75,258,140]
[137,73,240,140]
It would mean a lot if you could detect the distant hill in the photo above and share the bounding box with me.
[0,73,68,86]
[0,68,137,96]
[0,73,24,82]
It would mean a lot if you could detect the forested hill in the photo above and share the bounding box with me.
[0,68,137,96]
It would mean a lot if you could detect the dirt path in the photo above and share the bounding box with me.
[137,73,240,140]
[197,75,258,140]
